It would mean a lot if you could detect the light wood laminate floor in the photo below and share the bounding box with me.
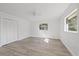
[0,37,72,56]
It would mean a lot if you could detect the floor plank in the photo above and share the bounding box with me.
[0,37,72,56]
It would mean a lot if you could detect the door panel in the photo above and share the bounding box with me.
[1,18,18,45]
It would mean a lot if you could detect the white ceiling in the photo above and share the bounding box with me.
[0,3,70,21]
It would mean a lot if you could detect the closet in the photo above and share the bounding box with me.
[0,17,18,46]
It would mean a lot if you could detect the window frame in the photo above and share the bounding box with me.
[64,9,78,33]
[39,23,48,30]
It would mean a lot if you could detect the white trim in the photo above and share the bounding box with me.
[60,39,76,56]
[66,9,78,18]
[64,9,78,33]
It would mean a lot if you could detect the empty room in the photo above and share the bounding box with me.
[0,3,79,56]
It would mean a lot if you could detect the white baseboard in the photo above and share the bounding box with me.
[60,39,76,56]
[0,36,31,47]
[31,36,60,39]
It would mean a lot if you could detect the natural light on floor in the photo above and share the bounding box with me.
[44,38,49,43]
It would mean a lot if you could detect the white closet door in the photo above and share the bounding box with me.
[1,18,18,45]
[1,19,7,45]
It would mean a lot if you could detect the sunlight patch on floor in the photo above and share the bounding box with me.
[44,38,49,43]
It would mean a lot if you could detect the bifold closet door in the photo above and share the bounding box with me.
[1,18,18,45]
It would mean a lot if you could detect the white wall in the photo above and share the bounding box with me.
[60,3,79,55]
[31,18,60,39]
[18,19,31,40]
[0,12,31,46]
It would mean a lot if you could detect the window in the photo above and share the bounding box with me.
[64,9,78,33]
[39,23,48,30]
